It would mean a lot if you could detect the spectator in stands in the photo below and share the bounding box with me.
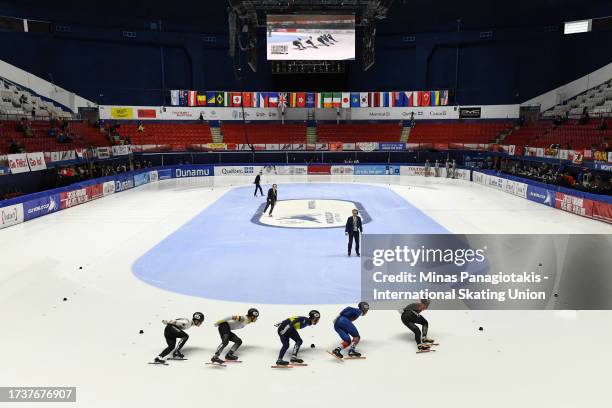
[31,107,36,118]
[598,117,608,131]
[137,121,145,133]
[7,139,24,153]
[198,112,204,123]
[23,121,34,138]
[578,107,590,125]
[61,118,69,131]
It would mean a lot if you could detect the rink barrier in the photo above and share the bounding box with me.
[473,170,612,224]
[2,164,611,229]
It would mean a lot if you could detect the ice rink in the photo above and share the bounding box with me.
[1,174,611,408]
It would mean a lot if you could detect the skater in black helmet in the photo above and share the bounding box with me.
[317,35,330,47]
[305,36,318,49]
[210,308,259,364]
[326,33,338,42]
[154,312,204,363]
[400,299,434,351]
[292,38,306,50]
[274,310,320,366]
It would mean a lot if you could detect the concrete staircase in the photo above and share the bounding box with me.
[400,125,411,142]
[306,125,318,143]
[209,123,223,143]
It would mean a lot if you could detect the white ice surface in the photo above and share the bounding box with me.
[1,175,611,408]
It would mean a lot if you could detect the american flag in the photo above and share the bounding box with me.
[278,92,288,108]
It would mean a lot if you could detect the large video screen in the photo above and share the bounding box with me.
[266,14,355,61]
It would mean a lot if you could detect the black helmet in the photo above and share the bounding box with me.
[247,308,259,318]
[421,298,431,307]
[193,312,204,322]
[358,301,370,315]
[309,310,321,323]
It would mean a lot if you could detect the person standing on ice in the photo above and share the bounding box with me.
[210,308,259,364]
[254,171,263,196]
[154,312,204,363]
[274,310,320,366]
[263,184,278,216]
[331,302,368,359]
[345,208,363,256]
[400,299,434,351]
[434,160,440,177]
[424,160,431,177]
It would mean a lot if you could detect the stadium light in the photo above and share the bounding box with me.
[563,19,592,34]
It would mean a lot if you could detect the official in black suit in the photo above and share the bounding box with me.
[254,172,263,196]
[263,184,278,216]
[345,208,363,256]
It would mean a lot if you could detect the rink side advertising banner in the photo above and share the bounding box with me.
[361,234,612,310]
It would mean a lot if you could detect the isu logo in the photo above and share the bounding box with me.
[1,207,18,224]
[256,199,368,229]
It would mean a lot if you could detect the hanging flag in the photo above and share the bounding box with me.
[369,92,380,107]
[323,92,333,108]
[430,91,439,106]
[242,92,252,107]
[289,92,297,108]
[404,91,413,107]
[223,91,230,107]
[315,93,324,108]
[440,90,449,106]
[252,92,259,107]
[332,92,342,108]
[421,91,431,107]
[170,90,180,106]
[278,92,287,108]
[413,91,421,107]
[268,92,279,107]
[297,92,306,108]
[231,92,242,107]
[215,92,225,107]
[259,92,269,108]
[196,94,206,106]
[350,93,360,108]
[341,92,350,108]
[380,92,389,107]
[187,90,197,106]
[179,90,188,106]
[207,92,217,106]
[393,92,404,107]
[306,92,315,108]
[360,92,368,107]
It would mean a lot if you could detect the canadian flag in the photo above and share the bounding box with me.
[231,93,242,107]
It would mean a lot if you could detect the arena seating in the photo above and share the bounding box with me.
[408,122,512,144]
[317,123,402,142]
[220,123,306,143]
[543,79,612,118]
[116,123,213,147]
[0,77,72,119]
[0,120,93,154]
[504,120,611,149]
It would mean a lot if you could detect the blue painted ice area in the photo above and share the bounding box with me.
[133,183,448,304]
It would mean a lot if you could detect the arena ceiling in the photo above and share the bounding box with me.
[0,0,610,32]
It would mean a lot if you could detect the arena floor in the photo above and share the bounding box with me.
[1,175,611,408]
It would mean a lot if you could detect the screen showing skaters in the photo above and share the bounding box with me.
[154,312,204,363]
[400,299,434,351]
[210,308,259,364]
[331,301,368,359]
[274,310,320,366]
[263,184,278,216]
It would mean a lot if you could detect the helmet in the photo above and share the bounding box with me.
[247,308,259,318]
[193,312,204,322]
[309,310,321,322]
[421,298,431,307]
[358,301,370,315]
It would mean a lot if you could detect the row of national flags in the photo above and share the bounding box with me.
[170,90,449,108]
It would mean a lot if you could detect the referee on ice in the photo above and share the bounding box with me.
[345,208,363,257]
[263,184,278,216]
